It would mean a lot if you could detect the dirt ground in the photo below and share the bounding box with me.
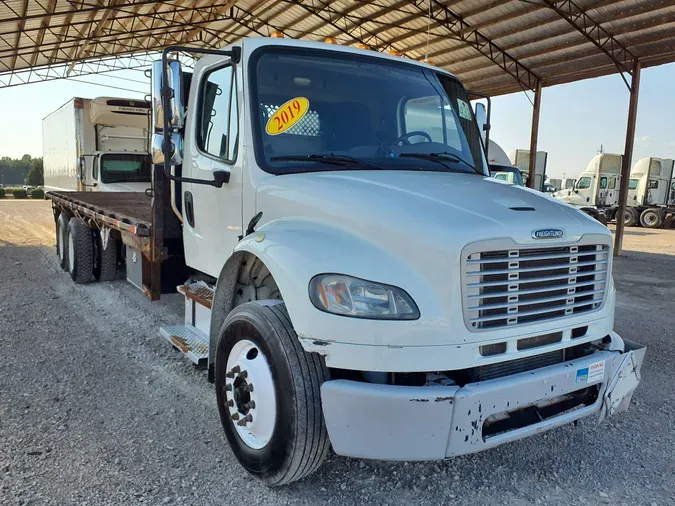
[1,200,674,506]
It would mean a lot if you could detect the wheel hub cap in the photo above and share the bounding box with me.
[224,340,276,449]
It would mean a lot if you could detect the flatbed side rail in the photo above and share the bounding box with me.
[46,191,151,237]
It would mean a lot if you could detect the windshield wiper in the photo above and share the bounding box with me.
[270,154,386,170]
[398,152,480,174]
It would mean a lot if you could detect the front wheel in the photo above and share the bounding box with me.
[215,301,329,486]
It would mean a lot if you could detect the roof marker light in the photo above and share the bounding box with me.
[270,31,284,38]
[325,37,338,44]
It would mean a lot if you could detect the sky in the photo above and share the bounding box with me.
[1,61,674,179]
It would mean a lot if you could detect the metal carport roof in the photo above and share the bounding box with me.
[1,0,675,95]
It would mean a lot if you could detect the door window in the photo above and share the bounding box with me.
[648,179,659,189]
[608,177,616,190]
[599,177,607,189]
[197,64,238,162]
[576,177,592,189]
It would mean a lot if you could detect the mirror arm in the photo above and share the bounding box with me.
[160,45,238,189]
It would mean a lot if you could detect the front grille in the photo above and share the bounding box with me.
[463,242,609,330]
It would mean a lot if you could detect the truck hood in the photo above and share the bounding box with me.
[257,170,609,246]
[98,182,151,193]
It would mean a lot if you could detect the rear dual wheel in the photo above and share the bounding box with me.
[623,207,639,227]
[67,217,94,284]
[640,208,664,229]
[215,301,329,486]
[56,213,70,270]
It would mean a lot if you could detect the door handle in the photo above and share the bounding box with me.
[184,191,195,227]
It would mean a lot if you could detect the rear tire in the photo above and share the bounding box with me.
[624,207,639,227]
[215,301,329,486]
[67,218,94,284]
[56,213,69,270]
[640,208,663,228]
[94,231,118,282]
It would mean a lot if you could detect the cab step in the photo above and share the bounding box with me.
[160,325,209,364]
[160,280,215,364]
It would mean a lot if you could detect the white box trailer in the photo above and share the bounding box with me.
[507,149,548,191]
[43,97,152,192]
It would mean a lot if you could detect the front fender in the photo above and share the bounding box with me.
[233,218,446,350]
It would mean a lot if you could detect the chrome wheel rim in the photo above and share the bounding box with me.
[225,339,276,449]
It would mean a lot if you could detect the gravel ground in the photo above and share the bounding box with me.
[1,200,673,506]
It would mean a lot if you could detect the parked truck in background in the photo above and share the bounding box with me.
[625,157,675,228]
[46,37,645,486]
[43,97,152,192]
[507,148,548,191]
[554,152,622,223]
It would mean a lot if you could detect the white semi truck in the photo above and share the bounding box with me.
[554,153,623,222]
[43,97,152,192]
[625,157,675,228]
[46,38,644,486]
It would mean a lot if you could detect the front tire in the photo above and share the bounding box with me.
[215,301,329,486]
[67,218,94,284]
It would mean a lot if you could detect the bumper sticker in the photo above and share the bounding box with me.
[588,360,605,383]
[575,367,588,384]
[576,360,605,384]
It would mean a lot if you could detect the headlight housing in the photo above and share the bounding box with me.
[309,274,419,320]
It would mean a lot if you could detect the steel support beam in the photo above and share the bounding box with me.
[424,0,540,92]
[543,0,636,90]
[614,59,641,257]
[528,81,542,189]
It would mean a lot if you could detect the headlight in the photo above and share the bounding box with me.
[309,274,419,320]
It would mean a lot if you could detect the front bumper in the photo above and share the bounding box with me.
[320,334,645,461]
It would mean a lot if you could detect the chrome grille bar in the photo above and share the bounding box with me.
[463,242,609,330]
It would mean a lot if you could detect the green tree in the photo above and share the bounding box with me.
[25,158,44,186]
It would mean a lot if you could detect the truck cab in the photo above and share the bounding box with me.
[80,97,151,192]
[627,157,674,207]
[555,153,622,208]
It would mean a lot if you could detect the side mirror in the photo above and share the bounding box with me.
[152,132,183,165]
[474,103,489,141]
[151,59,184,131]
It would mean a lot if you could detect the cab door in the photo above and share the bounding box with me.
[182,57,242,277]
[596,176,608,205]
[605,176,618,206]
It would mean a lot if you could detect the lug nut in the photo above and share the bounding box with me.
[226,400,234,407]
[237,414,253,426]
[232,365,241,374]
[248,400,256,409]
[223,384,232,391]
[231,413,240,421]
[244,384,254,393]
[239,370,248,379]
[226,371,235,379]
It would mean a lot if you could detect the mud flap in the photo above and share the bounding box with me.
[599,339,646,422]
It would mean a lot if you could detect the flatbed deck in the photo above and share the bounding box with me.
[46,191,152,236]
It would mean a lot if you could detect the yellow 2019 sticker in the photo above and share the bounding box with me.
[265,97,310,136]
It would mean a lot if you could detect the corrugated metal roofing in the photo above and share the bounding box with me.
[1,0,674,94]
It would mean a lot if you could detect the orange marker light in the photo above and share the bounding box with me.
[388,49,401,56]
[356,43,370,50]
[270,31,284,38]
[325,37,338,44]
[420,58,435,66]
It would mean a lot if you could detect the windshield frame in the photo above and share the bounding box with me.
[247,46,488,177]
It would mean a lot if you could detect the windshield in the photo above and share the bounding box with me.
[250,48,488,175]
[628,179,639,190]
[100,154,151,184]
